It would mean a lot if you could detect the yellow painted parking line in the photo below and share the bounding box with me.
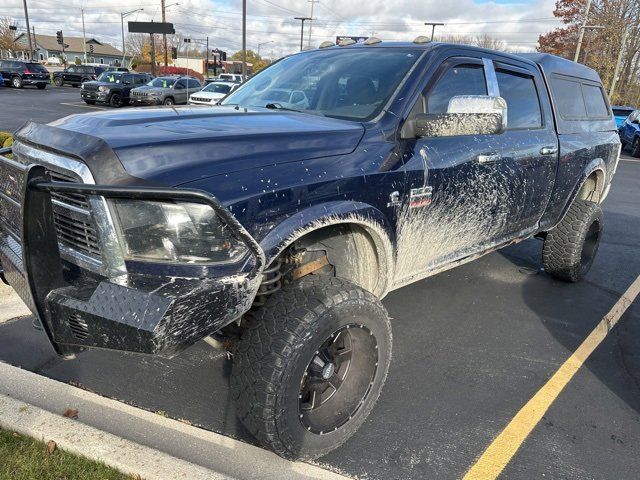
[463,274,640,480]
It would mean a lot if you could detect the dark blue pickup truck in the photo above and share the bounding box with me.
[0,41,620,459]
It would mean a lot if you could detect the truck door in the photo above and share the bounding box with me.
[394,56,554,282]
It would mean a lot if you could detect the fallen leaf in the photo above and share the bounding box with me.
[63,408,78,419]
[46,440,57,454]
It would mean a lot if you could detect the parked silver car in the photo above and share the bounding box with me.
[130,76,202,106]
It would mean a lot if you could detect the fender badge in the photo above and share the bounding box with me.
[409,186,432,208]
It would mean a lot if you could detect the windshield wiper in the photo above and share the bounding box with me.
[264,103,301,113]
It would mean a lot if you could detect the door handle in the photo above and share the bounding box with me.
[540,146,558,156]
[476,154,501,164]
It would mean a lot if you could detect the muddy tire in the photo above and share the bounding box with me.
[231,275,392,460]
[631,137,640,158]
[543,200,603,282]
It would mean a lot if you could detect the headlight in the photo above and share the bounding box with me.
[98,85,108,92]
[81,83,85,90]
[112,200,248,264]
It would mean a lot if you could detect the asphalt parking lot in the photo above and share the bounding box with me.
[0,83,136,132]
[0,86,639,479]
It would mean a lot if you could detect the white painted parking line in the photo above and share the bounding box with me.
[58,102,104,110]
[620,157,640,163]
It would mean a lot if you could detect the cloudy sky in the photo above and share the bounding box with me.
[4,0,561,58]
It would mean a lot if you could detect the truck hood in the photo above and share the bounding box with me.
[46,106,366,185]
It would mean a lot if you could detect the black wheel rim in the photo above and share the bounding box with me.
[580,219,601,274]
[111,94,121,106]
[298,324,378,434]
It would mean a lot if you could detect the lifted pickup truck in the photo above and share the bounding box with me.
[0,41,620,460]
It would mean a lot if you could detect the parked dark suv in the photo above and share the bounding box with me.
[0,60,50,89]
[81,71,153,107]
[53,65,106,87]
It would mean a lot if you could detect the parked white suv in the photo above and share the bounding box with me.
[217,73,243,83]
[189,81,237,105]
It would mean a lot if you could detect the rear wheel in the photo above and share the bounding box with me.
[53,77,63,87]
[631,137,640,158]
[231,275,392,460]
[11,76,22,88]
[542,200,603,282]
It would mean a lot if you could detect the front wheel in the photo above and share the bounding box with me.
[542,200,603,282]
[36,83,46,90]
[231,275,392,460]
[109,93,122,107]
[163,97,175,106]
[54,77,63,87]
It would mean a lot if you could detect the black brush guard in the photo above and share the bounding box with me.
[0,147,265,357]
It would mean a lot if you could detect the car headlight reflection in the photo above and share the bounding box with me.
[112,200,248,264]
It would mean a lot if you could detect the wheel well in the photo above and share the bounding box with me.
[578,170,604,203]
[267,222,391,298]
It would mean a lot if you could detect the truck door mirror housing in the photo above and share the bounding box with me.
[403,95,508,139]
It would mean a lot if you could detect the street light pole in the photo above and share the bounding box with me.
[294,17,312,51]
[574,0,593,62]
[257,40,273,57]
[121,8,144,66]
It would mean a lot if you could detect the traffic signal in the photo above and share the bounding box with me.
[89,44,94,54]
[221,51,226,62]
[56,31,63,45]
[171,47,177,59]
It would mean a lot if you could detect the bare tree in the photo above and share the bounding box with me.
[0,17,19,57]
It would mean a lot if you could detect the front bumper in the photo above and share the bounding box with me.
[131,96,163,105]
[0,145,265,357]
[81,90,108,102]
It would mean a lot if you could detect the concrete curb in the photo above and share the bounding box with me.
[0,393,233,480]
[0,361,353,480]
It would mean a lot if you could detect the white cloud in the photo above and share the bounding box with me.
[4,0,561,58]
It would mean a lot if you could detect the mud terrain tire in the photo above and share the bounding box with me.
[231,275,392,460]
[543,200,603,282]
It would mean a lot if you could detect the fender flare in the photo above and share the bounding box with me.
[551,158,606,231]
[259,201,396,297]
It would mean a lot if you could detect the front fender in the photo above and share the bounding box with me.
[259,201,396,296]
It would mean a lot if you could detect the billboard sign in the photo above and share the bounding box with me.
[128,22,175,35]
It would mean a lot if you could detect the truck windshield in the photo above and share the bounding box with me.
[221,48,421,121]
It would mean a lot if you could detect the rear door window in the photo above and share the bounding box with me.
[187,79,201,88]
[496,69,542,129]
[551,77,587,120]
[583,84,609,119]
[426,64,487,114]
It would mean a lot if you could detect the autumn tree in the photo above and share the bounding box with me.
[0,17,19,56]
[230,50,269,73]
[538,0,640,104]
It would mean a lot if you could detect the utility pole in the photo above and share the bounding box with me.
[574,0,593,62]
[81,8,87,63]
[424,22,444,42]
[161,0,168,66]
[22,0,33,60]
[150,33,156,76]
[294,17,312,51]
[307,0,319,47]
[609,26,639,100]
[206,36,209,79]
[242,0,247,81]
[32,25,36,60]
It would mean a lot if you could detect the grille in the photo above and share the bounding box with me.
[68,313,89,340]
[48,169,102,259]
[191,97,210,103]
